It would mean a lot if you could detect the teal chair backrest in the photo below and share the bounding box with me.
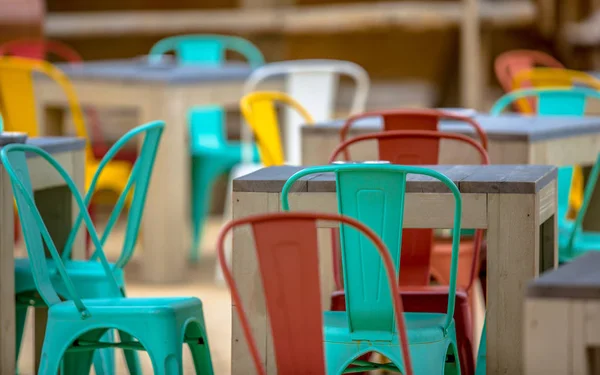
[62,121,165,269]
[557,166,574,221]
[281,164,462,339]
[2,144,116,317]
[189,105,226,151]
[149,34,265,68]
[490,87,600,116]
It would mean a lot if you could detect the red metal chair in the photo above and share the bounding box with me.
[329,130,488,375]
[217,211,413,375]
[0,38,137,165]
[494,49,564,112]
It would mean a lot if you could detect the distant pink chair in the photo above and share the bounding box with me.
[217,211,414,375]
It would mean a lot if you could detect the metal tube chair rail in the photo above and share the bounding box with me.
[217,211,413,375]
[338,108,489,161]
[511,67,600,92]
[490,86,600,116]
[494,50,564,94]
[281,163,463,335]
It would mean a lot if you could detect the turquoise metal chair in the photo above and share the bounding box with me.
[282,164,463,374]
[4,134,214,374]
[558,166,576,239]
[560,152,600,263]
[189,106,259,260]
[490,86,600,116]
[475,318,486,375]
[148,34,264,67]
[13,122,170,374]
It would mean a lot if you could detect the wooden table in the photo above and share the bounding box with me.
[302,114,600,231]
[525,252,600,374]
[0,137,85,374]
[33,58,281,283]
[231,164,557,375]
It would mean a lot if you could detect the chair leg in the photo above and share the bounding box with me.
[149,347,183,375]
[92,330,116,375]
[119,330,143,375]
[190,160,222,262]
[15,303,28,365]
[61,329,107,375]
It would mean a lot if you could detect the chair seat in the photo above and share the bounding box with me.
[324,311,448,344]
[49,296,203,319]
[559,225,600,263]
[15,258,125,297]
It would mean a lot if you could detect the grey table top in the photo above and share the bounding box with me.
[305,114,600,142]
[233,165,556,194]
[527,252,600,300]
[22,137,86,156]
[53,57,254,84]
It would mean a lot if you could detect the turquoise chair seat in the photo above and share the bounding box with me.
[40,297,212,374]
[15,258,125,296]
[324,311,452,344]
[189,106,259,261]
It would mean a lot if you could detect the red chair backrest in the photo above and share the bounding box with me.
[494,50,564,112]
[0,39,83,63]
[329,130,488,288]
[218,212,413,375]
[339,109,488,161]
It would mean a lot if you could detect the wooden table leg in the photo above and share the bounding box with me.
[0,167,16,374]
[139,88,191,283]
[486,183,557,374]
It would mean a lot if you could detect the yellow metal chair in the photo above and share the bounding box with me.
[511,67,600,217]
[240,91,314,167]
[0,57,132,205]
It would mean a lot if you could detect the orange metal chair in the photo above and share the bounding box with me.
[338,109,487,285]
[218,211,413,375]
[328,130,487,375]
[494,50,564,96]
[240,91,314,167]
[0,57,134,207]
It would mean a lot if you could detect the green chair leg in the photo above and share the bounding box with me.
[15,303,27,367]
[119,330,143,375]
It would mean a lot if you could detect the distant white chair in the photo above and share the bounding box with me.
[215,59,370,282]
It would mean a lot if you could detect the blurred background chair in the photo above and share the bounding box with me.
[149,34,264,67]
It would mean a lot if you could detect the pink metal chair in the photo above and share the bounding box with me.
[328,130,488,375]
[217,211,413,375]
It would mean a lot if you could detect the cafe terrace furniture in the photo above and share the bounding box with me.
[231,164,557,375]
[558,153,600,263]
[243,59,369,166]
[525,251,600,374]
[149,34,264,68]
[494,49,564,113]
[14,121,164,374]
[0,137,85,374]
[3,143,214,375]
[282,164,463,374]
[218,211,413,375]
[32,58,282,283]
[0,39,129,165]
[301,114,600,233]
[327,130,488,375]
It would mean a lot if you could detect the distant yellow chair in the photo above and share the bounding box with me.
[511,67,600,216]
[240,91,315,167]
[0,57,132,204]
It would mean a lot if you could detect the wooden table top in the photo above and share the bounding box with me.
[305,114,600,142]
[527,252,600,300]
[233,165,556,194]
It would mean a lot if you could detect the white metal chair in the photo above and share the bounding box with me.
[214,59,370,282]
